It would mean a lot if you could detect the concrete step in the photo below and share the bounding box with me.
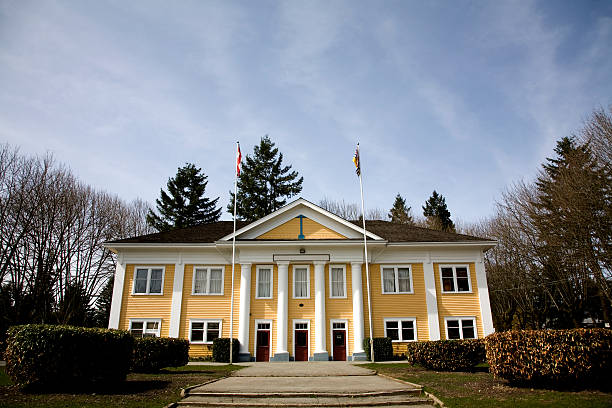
[185,388,422,398]
[177,393,434,407]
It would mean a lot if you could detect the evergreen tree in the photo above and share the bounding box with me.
[228,136,303,221]
[533,136,612,318]
[388,193,413,224]
[147,163,221,231]
[94,276,114,328]
[422,190,455,232]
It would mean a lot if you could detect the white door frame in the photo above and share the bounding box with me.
[330,319,349,361]
[292,319,311,360]
[254,319,273,362]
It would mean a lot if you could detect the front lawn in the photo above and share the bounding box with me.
[365,363,612,408]
[0,364,241,408]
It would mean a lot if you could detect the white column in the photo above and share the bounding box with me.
[423,253,441,340]
[169,261,185,338]
[475,252,495,336]
[108,257,126,329]
[274,261,290,360]
[351,262,366,358]
[238,263,252,358]
[313,261,328,359]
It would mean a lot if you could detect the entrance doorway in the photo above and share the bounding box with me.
[294,321,309,361]
[331,321,347,361]
[255,321,271,362]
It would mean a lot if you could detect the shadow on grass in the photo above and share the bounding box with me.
[21,379,171,395]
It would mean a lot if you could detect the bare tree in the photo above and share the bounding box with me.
[318,197,386,220]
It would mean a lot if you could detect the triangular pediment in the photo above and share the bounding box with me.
[219,198,384,241]
[256,216,347,240]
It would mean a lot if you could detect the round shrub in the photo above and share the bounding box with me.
[212,338,239,363]
[406,339,485,371]
[131,337,189,372]
[5,324,133,389]
[485,328,612,386]
[363,337,394,361]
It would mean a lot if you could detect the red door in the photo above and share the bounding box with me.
[333,330,346,361]
[295,330,309,361]
[256,330,270,362]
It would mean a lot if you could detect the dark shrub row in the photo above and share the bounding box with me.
[212,338,240,362]
[405,339,485,371]
[363,337,393,361]
[131,337,189,373]
[5,324,133,388]
[485,328,612,386]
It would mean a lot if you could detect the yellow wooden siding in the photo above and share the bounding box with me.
[249,264,278,357]
[325,263,354,358]
[288,264,315,357]
[119,264,174,338]
[434,263,484,339]
[178,264,240,357]
[361,263,429,355]
[256,217,346,240]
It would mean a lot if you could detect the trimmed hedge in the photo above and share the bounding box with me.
[131,337,189,373]
[405,339,485,371]
[363,337,393,361]
[485,328,612,386]
[212,338,239,363]
[5,324,133,389]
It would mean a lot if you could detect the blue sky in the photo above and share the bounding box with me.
[1,0,611,223]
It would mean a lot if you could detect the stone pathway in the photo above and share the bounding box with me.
[176,362,434,407]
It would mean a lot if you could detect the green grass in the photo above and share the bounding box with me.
[0,364,241,408]
[365,363,612,408]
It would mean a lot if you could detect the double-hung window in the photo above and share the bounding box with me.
[256,266,273,299]
[384,318,417,342]
[129,319,161,338]
[445,317,476,339]
[192,267,224,295]
[329,265,346,298]
[133,267,164,294]
[293,265,309,298]
[440,265,471,293]
[190,320,222,344]
[381,266,412,294]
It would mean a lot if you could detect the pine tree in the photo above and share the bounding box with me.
[422,190,455,232]
[388,193,413,224]
[533,136,612,314]
[228,136,303,222]
[147,163,221,231]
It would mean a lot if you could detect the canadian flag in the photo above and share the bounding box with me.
[236,142,242,176]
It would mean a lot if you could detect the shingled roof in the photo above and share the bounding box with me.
[107,219,490,244]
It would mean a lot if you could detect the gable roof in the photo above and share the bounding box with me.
[107,219,491,245]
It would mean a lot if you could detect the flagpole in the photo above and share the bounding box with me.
[229,142,239,364]
[356,143,375,363]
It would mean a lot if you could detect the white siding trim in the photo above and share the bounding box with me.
[423,258,440,340]
[475,255,495,336]
[108,259,125,329]
[169,261,185,338]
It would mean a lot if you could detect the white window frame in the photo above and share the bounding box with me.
[129,318,162,337]
[444,316,477,340]
[255,265,274,299]
[439,264,472,293]
[329,318,349,360]
[383,317,417,342]
[191,266,225,295]
[292,264,310,299]
[380,265,414,294]
[132,266,165,295]
[329,264,347,299]
[292,319,310,360]
[253,319,273,362]
[189,319,223,344]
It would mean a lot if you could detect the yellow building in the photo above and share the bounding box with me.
[106,198,495,361]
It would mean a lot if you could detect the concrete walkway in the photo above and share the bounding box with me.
[177,362,434,407]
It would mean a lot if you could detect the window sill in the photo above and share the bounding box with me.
[381,291,414,295]
[190,293,225,296]
[131,292,164,296]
